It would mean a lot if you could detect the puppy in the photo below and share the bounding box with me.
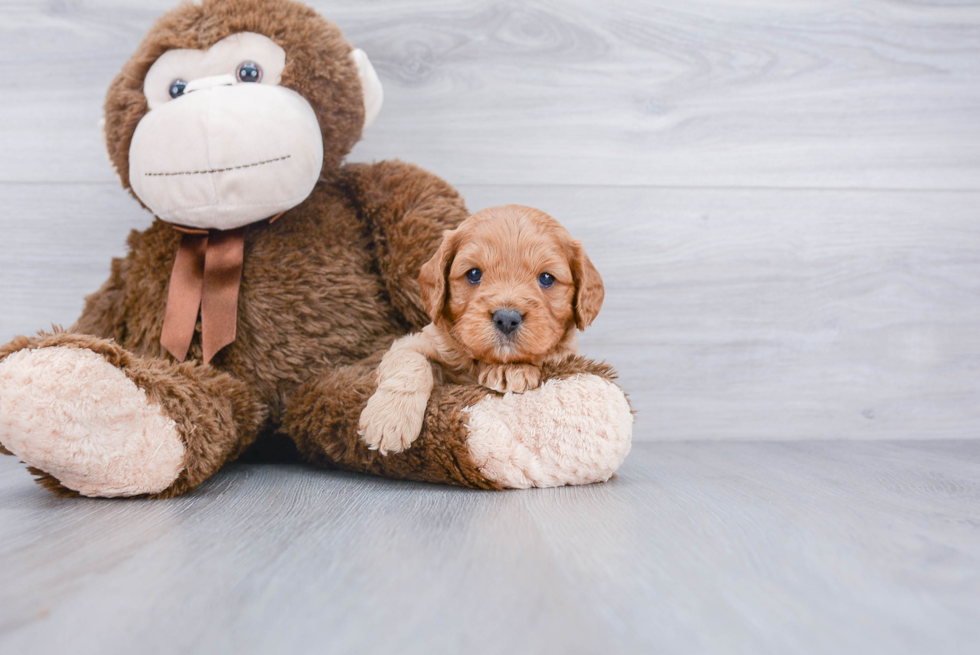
[358,204,604,455]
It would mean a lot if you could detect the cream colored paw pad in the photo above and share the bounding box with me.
[0,346,185,497]
[465,374,633,489]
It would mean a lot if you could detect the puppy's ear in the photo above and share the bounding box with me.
[570,240,604,330]
[419,229,458,322]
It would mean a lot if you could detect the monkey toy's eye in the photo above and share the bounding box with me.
[538,272,555,288]
[168,79,187,99]
[236,61,263,83]
[466,268,482,285]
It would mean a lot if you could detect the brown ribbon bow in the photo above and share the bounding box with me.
[160,214,281,364]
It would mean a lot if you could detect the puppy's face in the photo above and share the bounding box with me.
[419,205,604,364]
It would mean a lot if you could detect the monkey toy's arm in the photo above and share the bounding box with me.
[287,161,634,490]
[285,350,633,490]
[338,159,469,329]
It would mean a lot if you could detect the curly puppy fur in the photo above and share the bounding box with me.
[422,205,604,367]
[359,205,605,454]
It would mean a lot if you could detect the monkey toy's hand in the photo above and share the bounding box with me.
[477,362,542,394]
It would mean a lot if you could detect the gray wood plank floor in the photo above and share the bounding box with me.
[1,441,978,655]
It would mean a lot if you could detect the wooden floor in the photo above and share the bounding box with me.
[1,1,979,653]
[1,441,978,654]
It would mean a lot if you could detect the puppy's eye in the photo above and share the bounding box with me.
[169,79,187,99]
[466,268,482,284]
[236,61,263,83]
[538,272,556,288]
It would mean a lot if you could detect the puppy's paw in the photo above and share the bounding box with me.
[358,389,428,455]
[503,364,542,393]
[477,363,506,392]
[478,363,542,394]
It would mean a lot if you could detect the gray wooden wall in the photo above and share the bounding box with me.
[1,0,978,441]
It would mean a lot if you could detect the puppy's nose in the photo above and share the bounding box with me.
[492,309,523,335]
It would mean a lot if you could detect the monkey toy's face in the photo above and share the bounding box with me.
[105,0,383,231]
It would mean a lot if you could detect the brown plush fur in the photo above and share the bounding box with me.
[1,0,628,496]
[284,351,622,488]
[1,329,266,497]
[74,165,465,427]
[1,0,496,495]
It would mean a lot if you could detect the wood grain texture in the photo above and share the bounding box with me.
[0,0,978,188]
[1,441,978,654]
[2,3,979,654]
[3,183,978,440]
[1,0,979,442]
[461,185,980,440]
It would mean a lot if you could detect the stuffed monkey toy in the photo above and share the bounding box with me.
[0,0,632,497]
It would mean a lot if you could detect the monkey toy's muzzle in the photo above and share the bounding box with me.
[129,80,323,231]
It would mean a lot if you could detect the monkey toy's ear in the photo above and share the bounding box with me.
[350,48,383,129]
[418,229,460,323]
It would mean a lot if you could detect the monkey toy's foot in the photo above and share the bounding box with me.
[0,344,185,497]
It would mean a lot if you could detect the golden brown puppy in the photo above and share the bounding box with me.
[359,204,604,454]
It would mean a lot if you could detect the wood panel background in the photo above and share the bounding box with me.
[1,0,978,440]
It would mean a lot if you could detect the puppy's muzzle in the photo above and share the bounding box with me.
[492,309,523,336]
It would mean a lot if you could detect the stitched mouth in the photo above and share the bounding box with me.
[145,155,291,177]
